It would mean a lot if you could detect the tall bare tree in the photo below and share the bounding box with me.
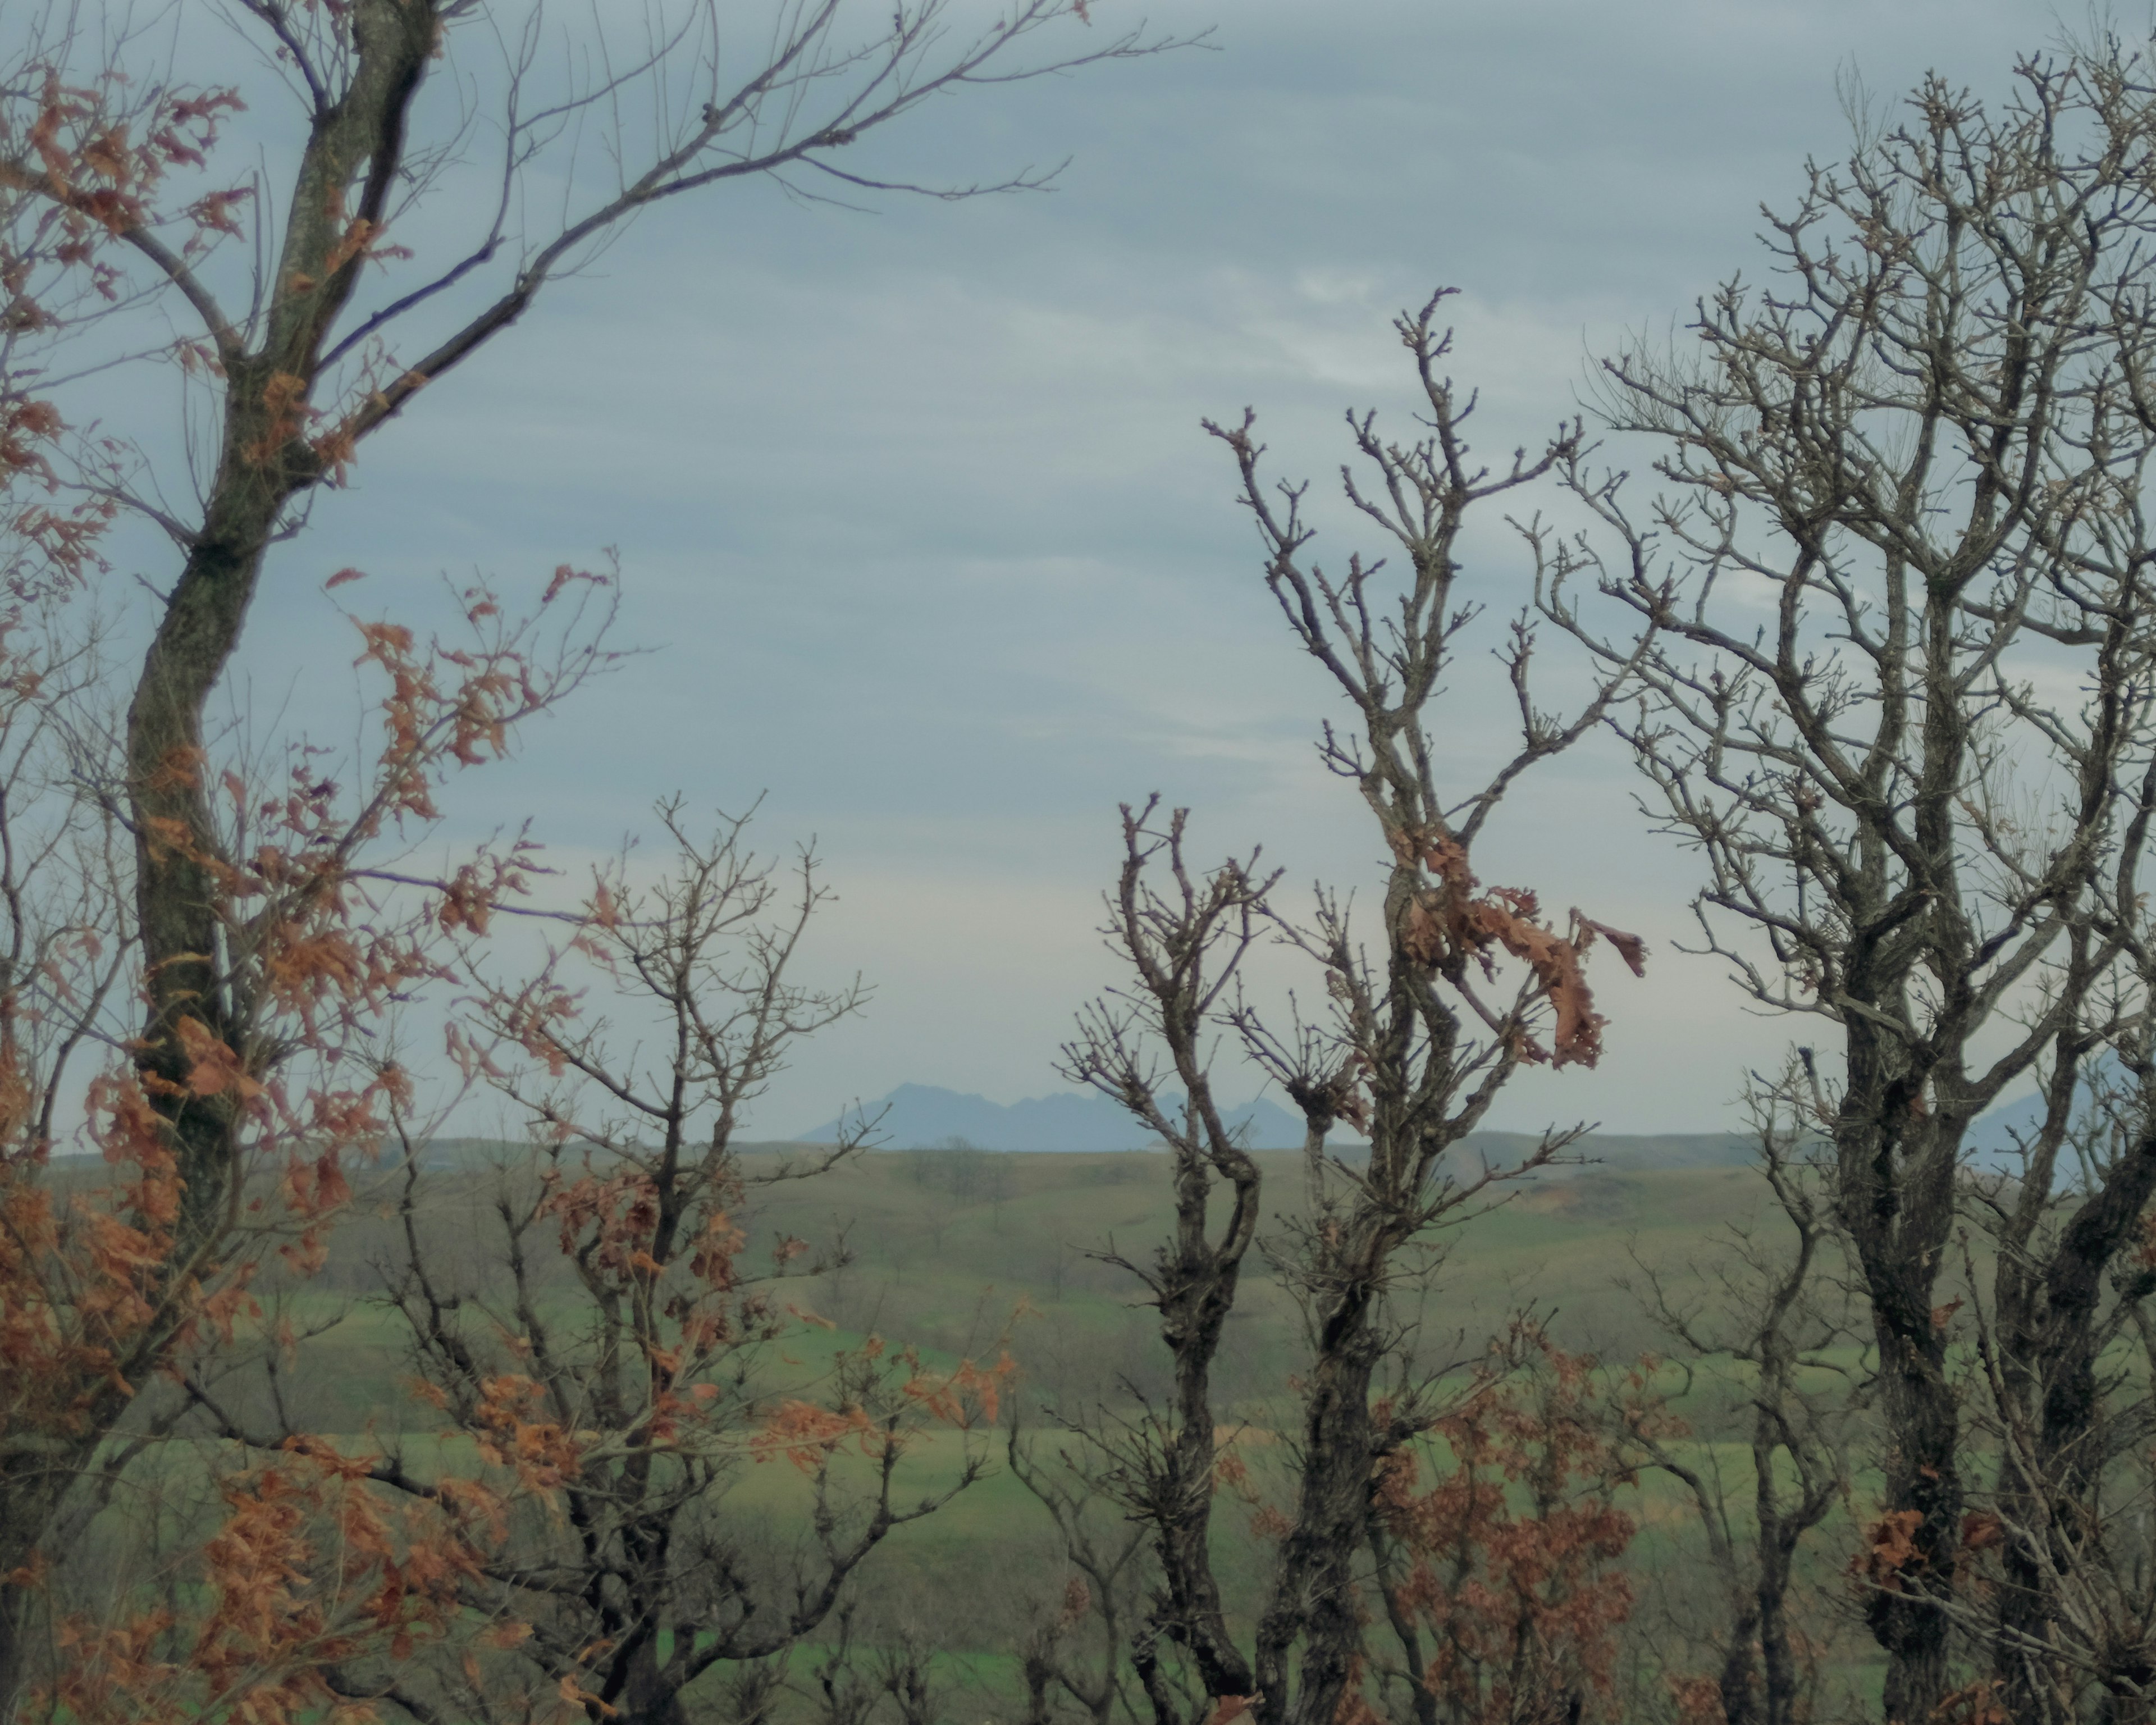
[1541,40,2156,1722]
[1060,295,1655,1725]
[1,0,1176,1269]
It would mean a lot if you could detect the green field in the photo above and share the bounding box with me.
[239,1140,1790,1426]
[48,1137,1910,1722]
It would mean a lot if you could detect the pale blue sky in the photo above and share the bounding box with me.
[104,0,2073,1137]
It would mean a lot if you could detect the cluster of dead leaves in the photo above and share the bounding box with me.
[20,71,241,208]
[747,1336,1013,1473]
[469,1373,586,1499]
[900,1346,1015,1429]
[4,67,247,339]
[1379,1333,1649,1725]
[753,1397,884,1471]
[1857,1503,2008,1607]
[0,582,611,1710]
[0,1067,184,1438]
[1393,830,1646,1069]
[0,69,245,599]
[39,1436,498,1725]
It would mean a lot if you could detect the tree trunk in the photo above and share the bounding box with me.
[1142,1142,1258,1705]
[1756,1540,1798,1725]
[125,0,438,1249]
[1256,1272,1384,1725]
[1710,1599,1762,1725]
[1993,1132,2156,1725]
[615,1637,691,1725]
[1837,1092,1962,1725]
[1864,1297,1961,1725]
[124,380,287,1245]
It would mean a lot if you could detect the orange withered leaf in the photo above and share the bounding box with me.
[1861,1509,1926,1590]
[171,1015,263,1099]
[559,1674,619,1717]
[1576,916,1648,976]
[753,1399,878,1470]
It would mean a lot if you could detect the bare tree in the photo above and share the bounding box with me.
[1008,1422,1151,1725]
[1059,295,1656,1725]
[1540,40,2156,1722]
[1953,1046,2156,1724]
[11,0,1178,1254]
[1619,1066,1862,1725]
[177,802,1005,1725]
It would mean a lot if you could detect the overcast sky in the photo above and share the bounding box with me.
[181,0,2081,1138]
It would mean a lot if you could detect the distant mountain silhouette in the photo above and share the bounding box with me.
[792,1086,1779,1166]
[410,1119,1760,1172]
[793,1083,1314,1152]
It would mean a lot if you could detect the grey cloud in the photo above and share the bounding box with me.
[157,0,2061,1135]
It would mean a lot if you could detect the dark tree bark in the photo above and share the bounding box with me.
[1061,800,1269,1709]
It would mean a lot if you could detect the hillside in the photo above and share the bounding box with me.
[792,1081,1314,1151]
[227,1138,1790,1437]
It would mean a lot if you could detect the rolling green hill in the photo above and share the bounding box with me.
[256,1137,1794,1432]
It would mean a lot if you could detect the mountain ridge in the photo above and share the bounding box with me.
[792,1084,1770,1165]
